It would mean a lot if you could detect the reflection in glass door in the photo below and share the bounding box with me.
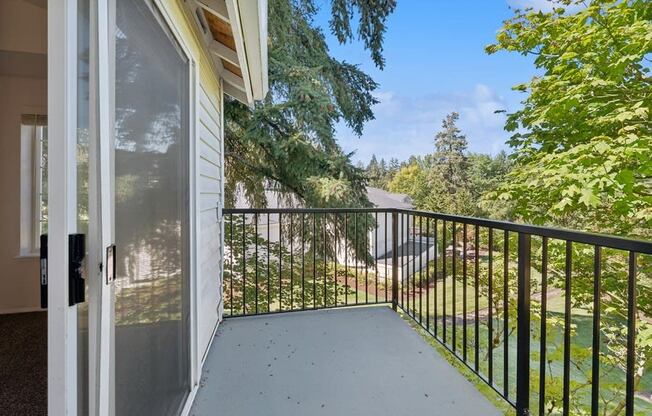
[114,0,190,414]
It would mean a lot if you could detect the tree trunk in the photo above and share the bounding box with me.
[606,374,641,416]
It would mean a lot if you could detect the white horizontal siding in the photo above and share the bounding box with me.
[196,82,223,362]
[199,174,222,194]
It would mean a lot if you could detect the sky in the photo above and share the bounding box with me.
[313,0,555,164]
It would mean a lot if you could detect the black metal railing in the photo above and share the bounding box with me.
[223,208,395,316]
[223,207,652,416]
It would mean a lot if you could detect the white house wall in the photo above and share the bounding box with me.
[197,82,223,362]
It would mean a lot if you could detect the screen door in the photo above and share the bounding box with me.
[112,0,191,414]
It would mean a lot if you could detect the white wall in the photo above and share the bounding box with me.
[0,0,47,316]
[0,76,47,313]
[0,0,47,55]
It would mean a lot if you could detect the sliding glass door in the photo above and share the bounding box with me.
[113,0,190,414]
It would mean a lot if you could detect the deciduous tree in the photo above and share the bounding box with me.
[487,1,652,413]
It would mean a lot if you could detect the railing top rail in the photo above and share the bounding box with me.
[223,207,390,214]
[396,209,652,254]
[222,207,652,254]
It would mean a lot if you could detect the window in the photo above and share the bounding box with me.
[20,114,48,255]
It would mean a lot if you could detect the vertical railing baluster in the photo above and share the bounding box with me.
[385,212,388,303]
[334,214,338,307]
[255,213,259,315]
[539,237,548,416]
[290,214,294,310]
[426,218,431,332]
[474,225,479,372]
[453,221,457,353]
[443,220,447,343]
[345,213,348,306]
[267,213,271,312]
[323,213,327,308]
[242,213,246,315]
[563,241,572,416]
[419,216,423,323]
[355,212,359,305]
[405,214,409,313]
[374,212,378,303]
[313,213,317,310]
[391,210,399,311]
[625,251,637,416]
[401,214,410,315]
[463,223,468,362]
[434,219,439,338]
[401,213,405,308]
[516,233,531,416]
[591,245,601,416]
[229,214,235,316]
[279,213,283,312]
[488,228,494,384]
[503,229,509,398]
[408,214,412,315]
[301,213,305,310]
[413,214,416,317]
[365,213,369,304]
[405,212,408,310]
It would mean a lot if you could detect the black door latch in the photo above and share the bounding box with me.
[39,234,86,307]
[69,234,86,306]
[40,234,48,309]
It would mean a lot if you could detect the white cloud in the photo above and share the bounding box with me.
[337,84,512,164]
[506,0,584,13]
[507,0,558,11]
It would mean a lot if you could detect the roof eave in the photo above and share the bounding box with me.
[190,0,268,107]
[225,0,268,106]
[236,0,268,101]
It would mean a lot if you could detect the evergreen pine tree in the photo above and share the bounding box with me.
[432,112,469,192]
[225,0,396,208]
[424,112,473,214]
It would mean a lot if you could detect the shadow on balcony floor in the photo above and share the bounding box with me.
[191,306,501,416]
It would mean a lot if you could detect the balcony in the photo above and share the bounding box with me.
[196,208,652,416]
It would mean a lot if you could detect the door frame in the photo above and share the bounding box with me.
[92,0,115,415]
[47,0,79,414]
[49,0,110,413]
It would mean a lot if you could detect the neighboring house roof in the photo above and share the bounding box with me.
[190,0,268,106]
[366,187,413,209]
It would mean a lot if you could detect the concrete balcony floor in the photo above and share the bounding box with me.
[191,306,501,416]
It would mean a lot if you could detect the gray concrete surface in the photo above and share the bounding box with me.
[190,306,502,416]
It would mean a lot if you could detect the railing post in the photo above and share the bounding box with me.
[516,233,531,416]
[392,210,399,311]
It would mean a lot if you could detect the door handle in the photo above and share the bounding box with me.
[69,234,86,306]
[40,234,47,309]
[105,244,116,285]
